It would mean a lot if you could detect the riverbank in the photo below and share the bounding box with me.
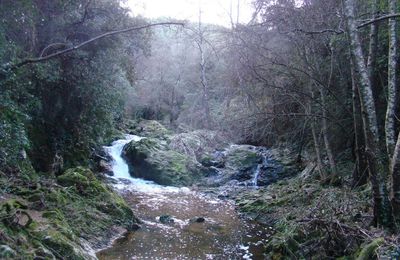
[231,168,400,259]
[0,166,137,259]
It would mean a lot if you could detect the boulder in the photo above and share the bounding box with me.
[189,217,205,223]
[99,160,113,175]
[169,130,228,160]
[123,138,201,186]
[225,145,261,181]
[126,120,171,139]
[159,215,174,224]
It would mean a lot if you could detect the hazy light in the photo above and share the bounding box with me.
[124,0,254,27]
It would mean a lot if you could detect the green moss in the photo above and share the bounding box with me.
[57,171,89,187]
[57,167,109,195]
[226,148,260,170]
[123,138,200,186]
[0,165,138,259]
[356,238,385,260]
[41,231,85,260]
[127,119,171,139]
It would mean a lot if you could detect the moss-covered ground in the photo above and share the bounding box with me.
[233,168,400,259]
[0,166,137,259]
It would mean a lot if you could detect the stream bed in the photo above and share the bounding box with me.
[96,135,271,259]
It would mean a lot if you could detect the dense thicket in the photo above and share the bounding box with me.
[0,0,149,175]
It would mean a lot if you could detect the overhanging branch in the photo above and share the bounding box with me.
[4,22,184,70]
[358,13,400,28]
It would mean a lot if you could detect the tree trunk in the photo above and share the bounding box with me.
[388,0,400,222]
[344,0,393,227]
[320,86,338,182]
[309,89,325,180]
[198,8,212,129]
[391,133,400,220]
[386,0,399,160]
[350,55,368,187]
[321,42,338,183]
[368,0,385,142]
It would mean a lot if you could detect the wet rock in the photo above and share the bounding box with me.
[122,138,201,186]
[0,245,16,258]
[159,215,174,224]
[128,223,141,231]
[99,160,113,175]
[200,152,225,168]
[190,217,205,223]
[169,130,228,160]
[203,145,261,186]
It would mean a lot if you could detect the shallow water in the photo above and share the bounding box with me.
[97,136,270,259]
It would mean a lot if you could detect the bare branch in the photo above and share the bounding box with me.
[6,22,184,70]
[39,43,67,57]
[357,13,400,29]
[293,28,345,35]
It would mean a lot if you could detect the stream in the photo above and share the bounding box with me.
[97,135,270,259]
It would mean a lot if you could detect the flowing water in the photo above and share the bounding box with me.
[252,151,268,187]
[97,135,270,260]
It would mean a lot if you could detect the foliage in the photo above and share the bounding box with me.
[0,0,150,174]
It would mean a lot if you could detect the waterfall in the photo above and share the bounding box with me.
[103,135,143,182]
[252,164,261,187]
[252,151,268,187]
[103,135,183,193]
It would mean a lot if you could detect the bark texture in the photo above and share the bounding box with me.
[351,56,368,187]
[392,133,400,220]
[386,0,399,160]
[344,0,392,227]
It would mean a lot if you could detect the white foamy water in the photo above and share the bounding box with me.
[103,135,186,193]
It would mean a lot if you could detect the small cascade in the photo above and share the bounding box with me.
[103,134,143,182]
[103,135,182,193]
[252,150,268,187]
[252,164,261,187]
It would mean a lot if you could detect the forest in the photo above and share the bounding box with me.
[0,0,400,259]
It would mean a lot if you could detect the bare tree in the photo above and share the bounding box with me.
[343,0,392,227]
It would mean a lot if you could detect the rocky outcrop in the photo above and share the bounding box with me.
[200,145,300,187]
[121,120,300,188]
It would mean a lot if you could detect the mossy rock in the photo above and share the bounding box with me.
[123,138,200,186]
[41,231,85,260]
[123,138,166,163]
[226,146,260,170]
[0,164,137,259]
[57,167,108,195]
[168,130,227,159]
[128,120,171,139]
[356,238,385,260]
